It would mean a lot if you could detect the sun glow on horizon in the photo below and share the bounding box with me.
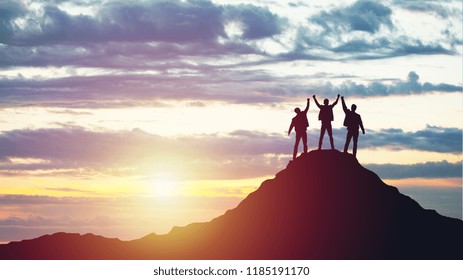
[147,172,181,198]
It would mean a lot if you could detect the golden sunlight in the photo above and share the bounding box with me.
[148,173,180,198]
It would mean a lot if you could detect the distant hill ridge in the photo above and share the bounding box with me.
[1,150,462,259]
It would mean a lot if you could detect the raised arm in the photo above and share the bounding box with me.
[312,95,321,108]
[303,98,310,113]
[332,94,340,107]
[341,96,348,113]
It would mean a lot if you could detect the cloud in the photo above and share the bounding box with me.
[288,0,460,60]
[0,1,284,70]
[45,187,96,194]
[100,1,224,43]
[0,70,460,108]
[0,39,258,69]
[0,125,460,179]
[1,0,287,47]
[317,125,461,156]
[393,0,457,18]
[311,1,393,34]
[46,109,93,115]
[0,127,290,179]
[0,127,170,168]
[1,0,458,72]
[0,0,27,41]
[0,214,114,227]
[223,4,284,40]
[0,194,101,205]
[291,0,395,57]
[330,39,455,59]
[274,71,462,98]
[366,161,462,179]
[362,125,462,154]
[0,68,287,108]
[2,0,224,46]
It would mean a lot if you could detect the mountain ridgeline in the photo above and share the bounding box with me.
[1,150,462,259]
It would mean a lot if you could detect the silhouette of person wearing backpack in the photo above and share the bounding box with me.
[288,98,310,160]
[341,96,365,157]
[313,94,340,150]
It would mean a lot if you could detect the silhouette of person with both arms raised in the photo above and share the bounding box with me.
[288,98,310,160]
[341,96,365,157]
[313,94,340,150]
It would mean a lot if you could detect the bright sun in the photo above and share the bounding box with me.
[149,173,179,197]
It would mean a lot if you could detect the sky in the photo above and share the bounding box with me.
[0,0,461,243]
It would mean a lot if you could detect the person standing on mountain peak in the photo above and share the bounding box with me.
[288,98,310,160]
[341,96,365,157]
[313,94,340,150]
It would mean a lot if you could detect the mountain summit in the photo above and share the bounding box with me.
[1,150,462,259]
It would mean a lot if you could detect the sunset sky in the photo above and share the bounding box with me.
[0,0,461,243]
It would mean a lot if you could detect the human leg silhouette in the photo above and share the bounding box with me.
[344,130,353,153]
[327,123,334,149]
[352,130,359,157]
[319,122,328,150]
[293,133,302,159]
[302,131,308,154]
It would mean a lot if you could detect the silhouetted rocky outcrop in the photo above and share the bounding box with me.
[1,150,462,259]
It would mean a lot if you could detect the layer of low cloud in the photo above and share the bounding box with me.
[0,126,460,180]
[366,161,462,179]
[0,70,460,108]
[268,71,462,99]
[362,125,462,154]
